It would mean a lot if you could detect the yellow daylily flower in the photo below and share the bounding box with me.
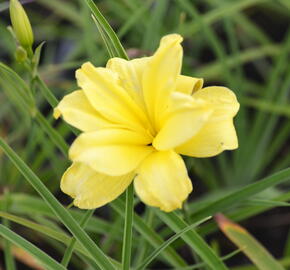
[54,34,239,212]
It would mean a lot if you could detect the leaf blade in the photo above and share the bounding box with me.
[0,137,115,270]
[155,211,229,270]
[0,225,66,270]
[215,214,285,270]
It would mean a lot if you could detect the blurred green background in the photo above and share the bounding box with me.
[1,0,290,269]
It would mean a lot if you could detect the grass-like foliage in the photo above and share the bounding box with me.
[1,0,290,269]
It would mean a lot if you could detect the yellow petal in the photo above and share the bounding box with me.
[153,92,212,150]
[76,62,148,133]
[61,163,135,209]
[54,90,115,132]
[142,34,183,127]
[106,57,154,135]
[176,118,238,157]
[106,57,150,104]
[176,75,203,95]
[69,129,153,176]
[192,86,239,120]
[134,151,192,212]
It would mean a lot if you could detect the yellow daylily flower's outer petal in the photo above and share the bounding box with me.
[130,57,151,83]
[142,34,183,128]
[153,92,213,150]
[176,86,239,157]
[106,57,155,135]
[53,90,114,132]
[76,62,149,133]
[134,151,192,212]
[192,86,240,120]
[106,57,150,104]
[61,163,135,209]
[176,118,238,157]
[69,129,153,176]
[176,75,203,95]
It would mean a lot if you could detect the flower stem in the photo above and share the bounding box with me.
[34,75,59,108]
[122,183,134,270]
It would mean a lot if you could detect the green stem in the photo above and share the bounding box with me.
[121,183,134,270]
[34,111,69,155]
[61,209,95,267]
[35,75,59,108]
[111,199,186,268]
[34,75,79,137]
[26,46,34,59]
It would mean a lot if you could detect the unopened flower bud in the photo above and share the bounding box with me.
[9,0,34,49]
[15,46,27,62]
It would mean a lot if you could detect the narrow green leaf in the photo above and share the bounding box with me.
[32,42,46,78]
[198,190,290,237]
[244,199,290,207]
[155,211,229,270]
[0,193,117,236]
[137,216,211,270]
[191,167,290,222]
[61,209,95,267]
[111,199,187,268]
[176,249,241,270]
[0,137,115,270]
[34,111,69,155]
[0,225,66,270]
[34,75,59,108]
[0,210,120,268]
[240,97,290,118]
[91,14,116,58]
[37,0,82,26]
[142,0,168,50]
[232,257,290,270]
[0,62,34,111]
[1,191,16,270]
[0,211,74,246]
[215,214,285,270]
[133,208,154,266]
[180,0,268,36]
[118,0,153,38]
[0,63,70,156]
[85,0,128,59]
[9,103,67,158]
[1,203,181,269]
[196,44,281,80]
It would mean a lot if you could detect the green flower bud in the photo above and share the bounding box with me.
[9,0,34,49]
[15,46,27,62]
